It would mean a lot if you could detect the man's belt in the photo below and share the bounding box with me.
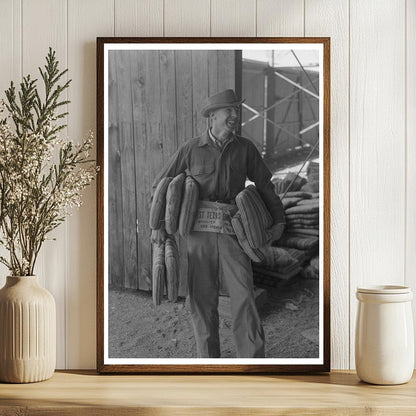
[192,200,237,234]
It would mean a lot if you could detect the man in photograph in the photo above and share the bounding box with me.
[151,89,285,358]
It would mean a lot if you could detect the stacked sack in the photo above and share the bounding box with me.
[274,172,306,194]
[152,237,180,304]
[231,185,273,263]
[273,191,320,282]
[279,191,319,238]
[302,255,319,279]
[230,185,301,286]
[149,173,199,305]
[300,161,319,193]
[252,246,303,285]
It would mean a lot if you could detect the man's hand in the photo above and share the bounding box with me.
[265,223,285,244]
[151,228,167,245]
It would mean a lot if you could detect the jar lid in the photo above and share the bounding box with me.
[357,285,411,294]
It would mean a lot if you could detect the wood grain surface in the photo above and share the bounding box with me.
[22,0,68,369]
[66,0,113,370]
[349,0,406,369]
[0,370,415,415]
[406,0,416,367]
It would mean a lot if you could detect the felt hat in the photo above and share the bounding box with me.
[201,89,245,117]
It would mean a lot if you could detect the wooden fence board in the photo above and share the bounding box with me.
[116,51,139,289]
[143,51,164,291]
[218,51,236,92]
[108,52,124,288]
[208,51,219,96]
[160,50,178,162]
[192,50,210,138]
[131,51,152,291]
[175,51,194,143]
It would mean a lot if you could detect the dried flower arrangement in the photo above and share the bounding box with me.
[0,48,97,276]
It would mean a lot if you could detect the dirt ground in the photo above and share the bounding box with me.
[109,276,319,359]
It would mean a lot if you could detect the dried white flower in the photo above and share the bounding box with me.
[0,49,98,276]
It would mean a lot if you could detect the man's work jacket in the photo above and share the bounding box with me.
[151,130,285,224]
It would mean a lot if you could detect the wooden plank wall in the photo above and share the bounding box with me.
[108,50,235,291]
[0,0,413,370]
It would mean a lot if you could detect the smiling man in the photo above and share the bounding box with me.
[151,89,285,358]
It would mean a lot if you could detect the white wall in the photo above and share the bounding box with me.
[0,0,414,370]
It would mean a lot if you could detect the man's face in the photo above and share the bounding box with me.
[210,105,240,134]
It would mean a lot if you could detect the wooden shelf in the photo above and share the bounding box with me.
[0,370,415,415]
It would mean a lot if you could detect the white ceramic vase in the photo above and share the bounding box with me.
[0,276,56,383]
[355,285,414,385]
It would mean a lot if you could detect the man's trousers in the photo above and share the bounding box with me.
[186,231,265,358]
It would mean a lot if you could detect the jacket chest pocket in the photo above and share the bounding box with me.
[190,163,215,191]
[191,163,215,176]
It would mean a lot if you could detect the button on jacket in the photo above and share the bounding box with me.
[152,130,285,223]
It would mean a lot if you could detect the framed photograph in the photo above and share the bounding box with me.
[97,37,330,373]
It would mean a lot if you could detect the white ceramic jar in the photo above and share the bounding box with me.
[355,285,414,385]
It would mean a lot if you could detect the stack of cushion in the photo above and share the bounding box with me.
[271,190,320,282]
[279,193,319,237]
[152,242,165,306]
[232,185,274,262]
[274,172,306,194]
[277,235,319,251]
[235,185,273,248]
[302,255,319,279]
[165,237,179,302]
[165,173,186,234]
[149,177,173,230]
[149,173,199,237]
[253,246,303,284]
[152,236,180,305]
[231,212,266,263]
[150,173,193,306]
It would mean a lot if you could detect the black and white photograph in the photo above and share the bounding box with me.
[97,38,330,373]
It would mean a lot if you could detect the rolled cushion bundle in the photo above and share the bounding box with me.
[296,198,319,207]
[286,247,310,265]
[235,185,273,249]
[285,204,319,215]
[165,173,186,234]
[286,218,318,226]
[260,246,297,269]
[283,196,320,236]
[277,235,319,251]
[231,212,266,263]
[281,197,303,210]
[279,191,312,199]
[302,255,319,279]
[274,173,306,194]
[152,242,166,306]
[253,263,302,282]
[178,176,199,237]
[149,177,173,230]
[165,237,179,302]
[287,228,319,237]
